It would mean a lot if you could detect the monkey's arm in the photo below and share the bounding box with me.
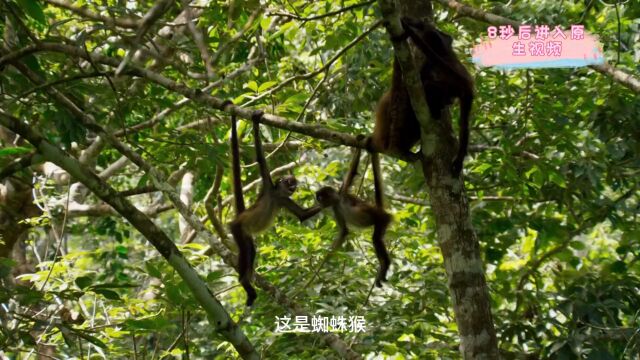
[340,148,362,195]
[230,112,246,213]
[280,197,323,222]
[251,110,273,188]
[333,210,349,249]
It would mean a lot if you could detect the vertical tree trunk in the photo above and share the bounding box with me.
[379,0,499,357]
[425,158,499,358]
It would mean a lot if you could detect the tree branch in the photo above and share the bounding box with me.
[42,0,141,29]
[434,0,640,93]
[0,110,259,360]
[4,48,362,358]
[4,42,378,153]
[267,0,375,22]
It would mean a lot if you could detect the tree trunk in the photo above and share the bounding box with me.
[379,0,500,357]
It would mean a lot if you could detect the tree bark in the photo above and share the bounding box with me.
[377,0,499,358]
[0,111,260,360]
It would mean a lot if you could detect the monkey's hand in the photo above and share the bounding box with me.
[251,109,264,124]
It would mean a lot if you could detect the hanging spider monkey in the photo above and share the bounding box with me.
[314,148,391,287]
[368,17,474,176]
[228,105,322,306]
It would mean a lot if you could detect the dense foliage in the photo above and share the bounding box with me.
[0,0,638,359]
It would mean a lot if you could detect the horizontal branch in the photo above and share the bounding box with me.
[43,0,141,29]
[387,193,514,206]
[267,0,375,21]
[66,202,172,218]
[7,42,373,149]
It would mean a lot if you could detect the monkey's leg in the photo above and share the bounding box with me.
[231,223,258,306]
[372,215,391,287]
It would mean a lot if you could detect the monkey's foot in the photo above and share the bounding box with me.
[244,285,257,307]
[240,275,257,306]
[375,269,388,288]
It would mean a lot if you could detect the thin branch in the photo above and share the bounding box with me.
[516,185,639,293]
[243,69,329,168]
[243,20,383,106]
[3,42,377,155]
[210,6,264,65]
[0,152,43,180]
[267,0,375,21]
[115,0,174,76]
[180,0,214,79]
[387,193,513,206]
[114,56,262,137]
[99,156,129,179]
[66,202,173,218]
[42,0,141,29]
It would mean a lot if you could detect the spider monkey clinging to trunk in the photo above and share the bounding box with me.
[369,17,474,176]
[227,104,322,306]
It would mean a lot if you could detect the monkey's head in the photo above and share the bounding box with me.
[315,186,339,207]
[275,175,298,196]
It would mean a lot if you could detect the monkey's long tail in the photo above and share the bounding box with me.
[373,214,391,287]
[228,102,246,213]
[370,152,384,208]
[452,94,473,176]
[231,223,257,306]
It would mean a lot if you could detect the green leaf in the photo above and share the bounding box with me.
[137,173,149,187]
[75,276,93,290]
[76,331,107,349]
[258,81,277,92]
[609,260,626,273]
[549,171,567,188]
[115,245,128,258]
[569,241,585,250]
[145,262,162,278]
[165,282,186,304]
[93,288,121,301]
[90,282,137,289]
[0,146,32,157]
[125,317,171,330]
[245,80,258,92]
[206,270,225,282]
[17,0,46,25]
[23,54,42,73]
[473,163,492,174]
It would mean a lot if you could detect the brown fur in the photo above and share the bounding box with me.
[369,17,475,175]
[315,149,391,286]
[230,110,322,306]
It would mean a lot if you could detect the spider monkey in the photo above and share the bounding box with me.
[369,17,474,175]
[315,148,391,287]
[228,106,322,306]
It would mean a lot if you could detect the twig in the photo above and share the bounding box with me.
[242,20,383,107]
[267,0,375,21]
